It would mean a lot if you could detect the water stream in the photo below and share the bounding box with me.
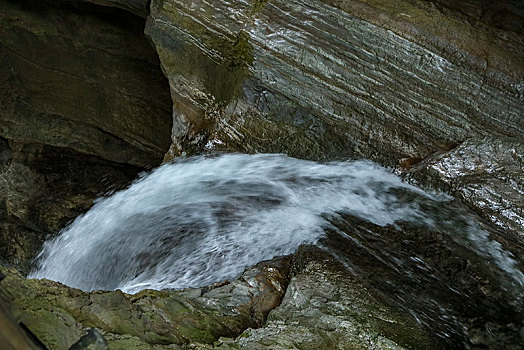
[29,153,524,345]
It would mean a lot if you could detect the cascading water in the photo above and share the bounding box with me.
[29,154,523,299]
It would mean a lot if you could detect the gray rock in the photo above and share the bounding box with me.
[409,137,524,240]
[70,329,108,350]
[0,0,172,167]
[0,0,173,268]
[146,0,523,165]
[217,246,443,349]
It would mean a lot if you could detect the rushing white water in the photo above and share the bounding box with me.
[29,154,523,294]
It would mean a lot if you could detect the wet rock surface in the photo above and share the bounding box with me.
[146,0,522,165]
[0,0,523,349]
[408,137,524,240]
[326,0,523,80]
[0,256,291,349]
[1,247,456,350]
[218,246,443,350]
[322,214,524,349]
[0,140,140,271]
[70,329,108,350]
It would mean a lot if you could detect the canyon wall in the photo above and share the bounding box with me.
[0,0,172,269]
[0,0,522,349]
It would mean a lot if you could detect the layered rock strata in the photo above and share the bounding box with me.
[144,0,523,235]
[0,0,522,349]
[146,0,522,164]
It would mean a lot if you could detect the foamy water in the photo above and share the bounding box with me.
[29,154,523,294]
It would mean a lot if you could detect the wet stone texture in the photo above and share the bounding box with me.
[0,256,291,349]
[0,140,140,272]
[409,137,524,241]
[321,214,524,349]
[217,246,444,350]
[145,0,524,250]
[0,0,523,349]
[146,0,523,165]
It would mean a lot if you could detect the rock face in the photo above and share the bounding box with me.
[0,0,523,349]
[70,329,108,350]
[1,250,451,350]
[0,0,173,268]
[218,247,443,349]
[0,256,292,349]
[428,0,524,33]
[321,214,524,349]
[0,0,172,167]
[409,137,524,239]
[0,140,140,271]
[145,0,523,236]
[145,0,522,164]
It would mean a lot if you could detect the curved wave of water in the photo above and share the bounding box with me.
[29,154,523,294]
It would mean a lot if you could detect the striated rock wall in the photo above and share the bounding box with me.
[0,0,523,348]
[409,136,524,239]
[146,0,522,164]
[145,0,523,234]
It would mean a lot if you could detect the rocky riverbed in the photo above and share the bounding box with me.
[0,0,523,349]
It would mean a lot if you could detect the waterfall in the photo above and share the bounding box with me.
[29,154,523,294]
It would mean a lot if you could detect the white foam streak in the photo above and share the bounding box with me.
[29,154,521,293]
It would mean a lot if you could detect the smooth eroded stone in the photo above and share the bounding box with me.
[218,246,444,349]
[0,0,172,167]
[0,256,291,349]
